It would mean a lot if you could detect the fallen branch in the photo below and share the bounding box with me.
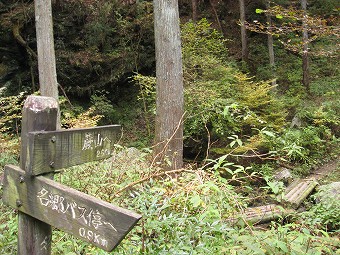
[151,112,186,168]
[12,23,37,58]
[113,168,195,197]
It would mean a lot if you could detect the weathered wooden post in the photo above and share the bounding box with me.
[18,95,58,254]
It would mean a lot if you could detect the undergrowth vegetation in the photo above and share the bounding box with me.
[1,147,339,254]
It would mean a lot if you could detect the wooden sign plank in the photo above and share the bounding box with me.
[27,125,121,175]
[2,165,142,252]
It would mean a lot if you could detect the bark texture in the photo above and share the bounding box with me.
[35,0,58,99]
[266,1,276,87]
[192,0,198,22]
[301,0,310,93]
[153,0,184,169]
[239,0,248,61]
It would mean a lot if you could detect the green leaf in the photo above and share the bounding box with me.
[236,139,243,146]
[276,241,289,253]
[190,195,202,208]
[262,130,275,137]
[256,9,264,14]
[276,14,283,19]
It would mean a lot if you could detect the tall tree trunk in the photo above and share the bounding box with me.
[153,0,184,169]
[239,0,248,61]
[35,0,60,126]
[35,0,58,100]
[210,0,223,33]
[192,0,198,22]
[266,1,276,87]
[301,0,310,93]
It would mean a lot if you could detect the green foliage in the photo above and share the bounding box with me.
[0,150,18,173]
[181,18,229,62]
[224,222,338,254]
[0,207,18,254]
[90,94,116,124]
[263,176,285,196]
[134,74,156,115]
[0,92,26,134]
[258,125,337,166]
[53,0,155,96]
[135,19,287,155]
[309,0,340,16]
[1,147,339,254]
[302,183,340,231]
[182,20,287,145]
[207,153,254,181]
[60,97,103,128]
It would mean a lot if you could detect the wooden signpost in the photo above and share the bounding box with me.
[27,125,121,175]
[2,96,142,254]
[3,165,140,251]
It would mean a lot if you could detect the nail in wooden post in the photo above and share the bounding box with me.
[18,95,58,255]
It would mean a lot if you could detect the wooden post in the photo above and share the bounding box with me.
[18,95,58,255]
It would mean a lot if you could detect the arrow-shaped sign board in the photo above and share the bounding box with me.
[26,125,121,175]
[2,165,141,252]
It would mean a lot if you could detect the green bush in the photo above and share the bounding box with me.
[301,183,340,231]
[0,92,26,134]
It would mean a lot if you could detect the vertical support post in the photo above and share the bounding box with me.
[18,95,58,255]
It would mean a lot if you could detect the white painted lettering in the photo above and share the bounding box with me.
[93,233,100,244]
[87,230,93,240]
[79,227,86,237]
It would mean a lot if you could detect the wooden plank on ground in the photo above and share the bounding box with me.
[283,178,318,208]
[228,204,294,225]
[27,125,121,175]
[2,165,142,252]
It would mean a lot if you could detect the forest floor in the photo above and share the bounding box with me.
[310,155,340,183]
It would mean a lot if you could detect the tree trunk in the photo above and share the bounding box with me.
[192,0,198,22]
[210,0,223,33]
[35,0,59,100]
[266,1,276,87]
[239,0,248,61]
[301,0,310,93]
[153,0,184,170]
